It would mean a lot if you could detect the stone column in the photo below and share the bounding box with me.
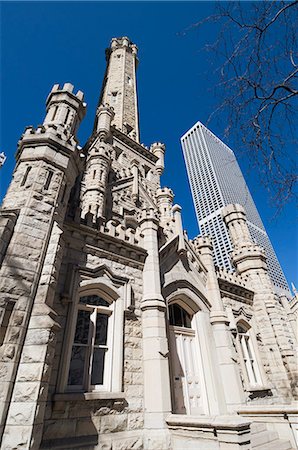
[1,221,64,449]
[222,204,297,401]
[193,236,245,412]
[139,208,172,432]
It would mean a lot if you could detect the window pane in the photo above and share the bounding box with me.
[91,348,106,385]
[182,309,192,328]
[95,313,108,345]
[74,310,90,344]
[68,346,87,386]
[169,304,192,328]
[80,295,109,307]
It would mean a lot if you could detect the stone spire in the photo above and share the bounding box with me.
[97,36,139,142]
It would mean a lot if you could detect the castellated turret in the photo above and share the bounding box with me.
[222,203,267,275]
[43,83,86,139]
[0,82,86,447]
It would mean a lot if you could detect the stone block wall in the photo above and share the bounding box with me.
[42,245,146,448]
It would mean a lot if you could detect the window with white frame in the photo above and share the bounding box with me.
[67,294,114,392]
[236,322,262,388]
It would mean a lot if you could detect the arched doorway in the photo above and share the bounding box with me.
[168,302,208,415]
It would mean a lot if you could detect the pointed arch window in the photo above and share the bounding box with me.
[67,295,114,391]
[236,322,263,388]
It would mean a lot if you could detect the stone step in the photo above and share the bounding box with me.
[253,439,294,450]
[251,430,279,447]
[250,422,267,434]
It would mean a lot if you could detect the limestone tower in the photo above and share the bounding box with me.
[96,36,139,141]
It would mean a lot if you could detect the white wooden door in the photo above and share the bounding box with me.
[170,326,205,415]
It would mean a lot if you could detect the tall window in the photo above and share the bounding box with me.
[0,300,14,346]
[237,323,262,388]
[68,295,113,391]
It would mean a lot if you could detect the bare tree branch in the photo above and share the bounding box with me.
[191,1,298,209]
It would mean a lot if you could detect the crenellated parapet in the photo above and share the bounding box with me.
[215,266,250,289]
[138,207,160,225]
[110,36,138,55]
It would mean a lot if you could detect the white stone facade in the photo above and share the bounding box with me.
[0,37,297,450]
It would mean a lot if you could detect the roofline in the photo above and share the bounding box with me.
[180,120,234,155]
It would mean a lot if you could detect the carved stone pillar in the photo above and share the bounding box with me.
[193,236,245,412]
[139,208,172,432]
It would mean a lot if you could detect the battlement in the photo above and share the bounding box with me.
[81,213,145,247]
[215,266,249,289]
[110,37,138,55]
[138,207,160,224]
[114,167,133,181]
[18,124,79,152]
[233,242,266,259]
[191,235,213,250]
[100,219,144,246]
[49,83,85,101]
[150,142,165,154]
[156,187,174,197]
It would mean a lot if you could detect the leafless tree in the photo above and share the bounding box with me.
[192,1,298,209]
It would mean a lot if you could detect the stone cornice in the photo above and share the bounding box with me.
[112,128,158,163]
[218,278,254,304]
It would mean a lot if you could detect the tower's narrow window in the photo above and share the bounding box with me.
[61,183,67,203]
[64,109,70,124]
[44,170,54,190]
[0,301,15,346]
[52,105,58,121]
[93,170,96,179]
[20,166,31,187]
[110,92,118,105]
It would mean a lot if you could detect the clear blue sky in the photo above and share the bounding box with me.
[1,1,297,290]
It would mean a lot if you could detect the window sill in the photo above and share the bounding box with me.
[53,391,126,402]
[246,385,271,393]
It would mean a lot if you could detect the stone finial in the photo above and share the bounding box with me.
[172,204,186,255]
[96,104,115,141]
[150,142,165,175]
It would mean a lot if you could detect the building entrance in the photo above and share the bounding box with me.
[169,303,206,415]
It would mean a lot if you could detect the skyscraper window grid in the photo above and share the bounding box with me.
[181,121,290,297]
